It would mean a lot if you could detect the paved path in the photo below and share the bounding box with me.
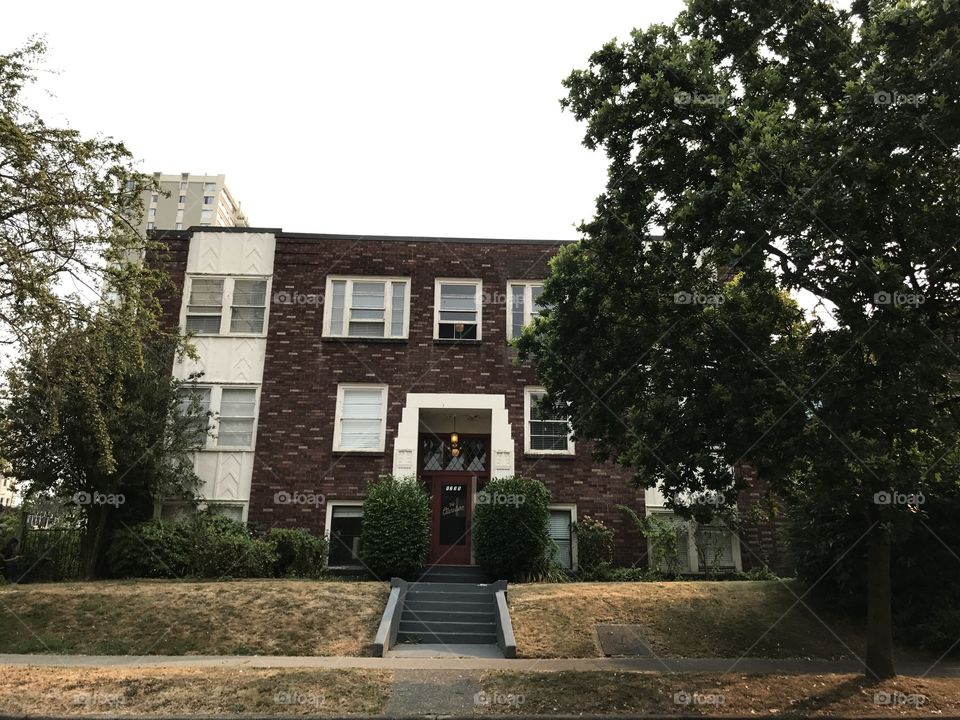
[0,653,956,676]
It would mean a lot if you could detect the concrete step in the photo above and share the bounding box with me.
[418,566,490,583]
[396,630,498,645]
[399,609,495,623]
[399,619,497,635]
[406,582,491,594]
[404,599,493,613]
[405,590,492,604]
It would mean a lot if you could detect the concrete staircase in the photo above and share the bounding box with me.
[396,566,497,646]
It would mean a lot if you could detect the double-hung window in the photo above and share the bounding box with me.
[178,386,212,448]
[435,279,482,340]
[524,387,574,454]
[507,281,544,340]
[217,388,257,447]
[184,276,268,335]
[324,277,410,339]
[333,384,388,452]
[176,386,256,451]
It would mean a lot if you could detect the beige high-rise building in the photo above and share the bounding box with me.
[139,173,248,234]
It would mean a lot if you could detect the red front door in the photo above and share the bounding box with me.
[424,473,473,565]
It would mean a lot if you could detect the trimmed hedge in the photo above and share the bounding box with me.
[266,528,327,578]
[360,476,430,580]
[473,476,552,581]
[107,513,275,579]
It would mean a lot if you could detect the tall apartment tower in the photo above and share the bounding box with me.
[139,173,248,234]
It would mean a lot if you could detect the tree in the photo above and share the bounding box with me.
[0,39,157,342]
[0,38,205,577]
[518,0,960,679]
[2,310,208,578]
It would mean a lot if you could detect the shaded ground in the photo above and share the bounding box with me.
[0,579,388,656]
[0,666,392,716]
[478,670,960,716]
[508,581,867,659]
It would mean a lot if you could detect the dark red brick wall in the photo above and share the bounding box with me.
[735,464,791,574]
[249,235,647,566]
[150,231,790,573]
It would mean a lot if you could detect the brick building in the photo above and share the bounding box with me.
[154,227,786,574]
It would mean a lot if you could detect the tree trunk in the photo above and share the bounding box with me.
[82,505,110,580]
[865,525,896,679]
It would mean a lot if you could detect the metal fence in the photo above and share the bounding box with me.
[17,524,84,582]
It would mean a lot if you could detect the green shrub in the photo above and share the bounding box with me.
[473,476,552,581]
[107,513,275,579]
[608,566,663,582]
[266,528,327,578]
[360,476,430,580]
[107,519,190,578]
[573,515,615,578]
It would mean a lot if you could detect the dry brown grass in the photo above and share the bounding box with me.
[0,579,389,656]
[479,671,960,716]
[0,665,391,716]
[508,581,865,659]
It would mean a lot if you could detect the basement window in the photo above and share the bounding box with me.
[327,504,363,566]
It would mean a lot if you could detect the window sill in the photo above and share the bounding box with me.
[523,452,576,460]
[332,450,386,457]
[322,337,408,344]
[200,447,256,452]
[433,338,483,345]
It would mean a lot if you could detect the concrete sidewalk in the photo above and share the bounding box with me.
[0,653,956,677]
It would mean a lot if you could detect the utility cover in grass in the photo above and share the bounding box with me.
[596,624,655,656]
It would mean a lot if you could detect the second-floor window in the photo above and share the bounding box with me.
[524,387,574,455]
[324,277,410,339]
[507,280,544,340]
[333,384,388,452]
[435,279,482,340]
[184,275,268,335]
[176,385,257,450]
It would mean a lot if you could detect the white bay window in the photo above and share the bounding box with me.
[184,275,269,335]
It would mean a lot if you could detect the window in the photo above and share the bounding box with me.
[434,279,482,340]
[150,194,158,203]
[183,276,269,335]
[549,507,576,570]
[209,503,244,522]
[178,386,211,448]
[327,504,363,566]
[146,222,155,230]
[323,277,410,339]
[185,277,224,334]
[217,388,257,447]
[179,182,188,191]
[695,523,737,572]
[176,223,183,230]
[230,279,267,333]
[203,196,214,205]
[148,208,156,218]
[333,384,388,452]
[507,281,544,340]
[524,387,574,454]
[201,209,213,220]
[178,195,186,204]
[204,182,217,192]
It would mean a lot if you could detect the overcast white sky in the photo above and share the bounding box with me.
[3,1,687,240]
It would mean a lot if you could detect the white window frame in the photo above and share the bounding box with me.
[506,280,544,340]
[181,274,271,337]
[333,383,389,453]
[434,278,483,340]
[549,503,578,571]
[524,386,575,455]
[182,384,260,451]
[324,500,364,567]
[644,509,742,573]
[322,276,411,339]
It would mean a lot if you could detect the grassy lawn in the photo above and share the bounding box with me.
[479,671,960,716]
[0,579,389,656]
[508,581,866,659]
[0,666,391,716]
